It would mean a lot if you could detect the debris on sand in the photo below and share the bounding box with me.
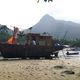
[54,65,65,69]
[61,70,75,75]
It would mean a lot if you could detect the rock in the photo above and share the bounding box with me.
[54,65,65,69]
[62,70,75,75]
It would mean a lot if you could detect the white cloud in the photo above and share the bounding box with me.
[0,0,80,30]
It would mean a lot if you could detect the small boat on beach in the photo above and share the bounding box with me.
[66,51,79,55]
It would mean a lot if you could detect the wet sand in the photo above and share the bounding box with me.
[0,58,80,80]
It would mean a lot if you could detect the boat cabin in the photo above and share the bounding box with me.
[26,33,53,46]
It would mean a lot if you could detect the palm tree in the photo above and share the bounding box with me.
[17,31,26,44]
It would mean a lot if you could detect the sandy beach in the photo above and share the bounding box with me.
[0,56,80,80]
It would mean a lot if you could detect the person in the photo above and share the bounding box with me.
[66,51,69,55]
[32,40,36,45]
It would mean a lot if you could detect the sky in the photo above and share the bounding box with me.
[0,0,80,30]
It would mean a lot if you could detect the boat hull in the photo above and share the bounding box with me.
[0,43,64,59]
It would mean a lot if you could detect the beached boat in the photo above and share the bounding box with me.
[0,27,64,59]
[0,42,64,59]
[66,51,79,55]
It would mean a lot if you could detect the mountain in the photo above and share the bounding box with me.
[24,14,80,40]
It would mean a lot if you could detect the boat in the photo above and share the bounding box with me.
[66,51,79,55]
[0,27,64,59]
